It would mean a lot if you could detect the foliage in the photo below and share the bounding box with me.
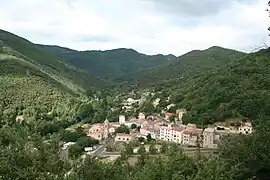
[77,103,94,120]
[1,119,270,180]
[76,136,99,148]
[146,133,152,142]
[125,144,134,155]
[38,44,176,81]
[153,49,270,125]
[0,29,105,91]
[131,123,137,129]
[149,144,157,154]
[68,144,84,158]
[160,143,169,154]
[60,130,80,142]
[121,46,245,87]
[138,145,146,155]
[115,125,130,134]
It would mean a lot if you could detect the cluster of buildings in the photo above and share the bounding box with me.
[86,110,253,149]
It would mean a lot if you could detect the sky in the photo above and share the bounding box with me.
[0,0,269,56]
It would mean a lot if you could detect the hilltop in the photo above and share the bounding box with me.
[116,46,245,87]
[37,44,177,80]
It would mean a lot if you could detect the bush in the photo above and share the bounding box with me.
[76,136,99,148]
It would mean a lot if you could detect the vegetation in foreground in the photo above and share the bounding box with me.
[1,118,270,180]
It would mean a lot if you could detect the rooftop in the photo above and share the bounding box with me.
[204,128,215,133]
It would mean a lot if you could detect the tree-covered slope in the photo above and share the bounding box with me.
[122,46,245,87]
[0,29,106,118]
[37,44,177,80]
[155,49,270,125]
[0,29,106,91]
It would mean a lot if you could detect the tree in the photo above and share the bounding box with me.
[77,104,94,119]
[219,121,270,179]
[125,144,134,155]
[141,101,155,114]
[146,133,152,142]
[60,130,79,142]
[115,125,130,134]
[160,143,168,154]
[131,123,137,129]
[149,144,157,154]
[76,137,99,148]
[138,145,146,155]
[68,144,84,158]
[169,114,176,123]
[138,137,145,143]
[76,127,87,137]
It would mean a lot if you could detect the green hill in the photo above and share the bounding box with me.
[120,46,245,87]
[0,30,106,117]
[37,44,177,80]
[0,30,106,92]
[154,48,270,125]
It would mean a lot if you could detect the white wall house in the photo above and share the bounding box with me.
[238,122,253,135]
[203,128,217,149]
[138,113,146,120]
[119,115,126,125]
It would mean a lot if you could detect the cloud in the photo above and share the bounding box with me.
[0,0,269,55]
[145,0,255,17]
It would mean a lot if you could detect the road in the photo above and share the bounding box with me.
[91,137,115,157]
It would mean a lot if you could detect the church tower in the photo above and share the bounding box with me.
[103,119,109,140]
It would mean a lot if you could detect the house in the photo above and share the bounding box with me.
[182,130,192,145]
[152,98,160,107]
[119,115,126,125]
[176,109,187,124]
[87,119,117,141]
[88,124,104,140]
[115,133,136,143]
[238,122,253,135]
[166,104,175,110]
[15,115,24,122]
[62,142,76,150]
[138,113,146,120]
[165,112,174,121]
[159,124,184,144]
[202,128,218,149]
[140,127,159,139]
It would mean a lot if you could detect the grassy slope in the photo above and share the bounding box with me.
[37,44,177,80]
[156,49,270,124]
[123,46,245,87]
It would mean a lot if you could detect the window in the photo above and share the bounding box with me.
[127,138,129,141]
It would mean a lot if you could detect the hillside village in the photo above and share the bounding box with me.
[85,111,253,151]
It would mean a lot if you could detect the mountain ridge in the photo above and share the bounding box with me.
[37,44,178,80]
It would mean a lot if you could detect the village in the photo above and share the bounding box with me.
[59,95,254,160]
[85,110,253,150]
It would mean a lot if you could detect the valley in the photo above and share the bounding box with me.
[0,25,270,179]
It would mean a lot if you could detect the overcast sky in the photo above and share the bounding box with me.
[0,0,269,55]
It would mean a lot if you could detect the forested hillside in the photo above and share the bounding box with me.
[0,30,106,91]
[0,29,106,121]
[153,49,270,125]
[118,46,245,87]
[37,44,177,80]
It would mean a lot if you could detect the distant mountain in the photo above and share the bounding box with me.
[118,46,246,87]
[153,48,270,125]
[0,29,106,111]
[37,44,177,80]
